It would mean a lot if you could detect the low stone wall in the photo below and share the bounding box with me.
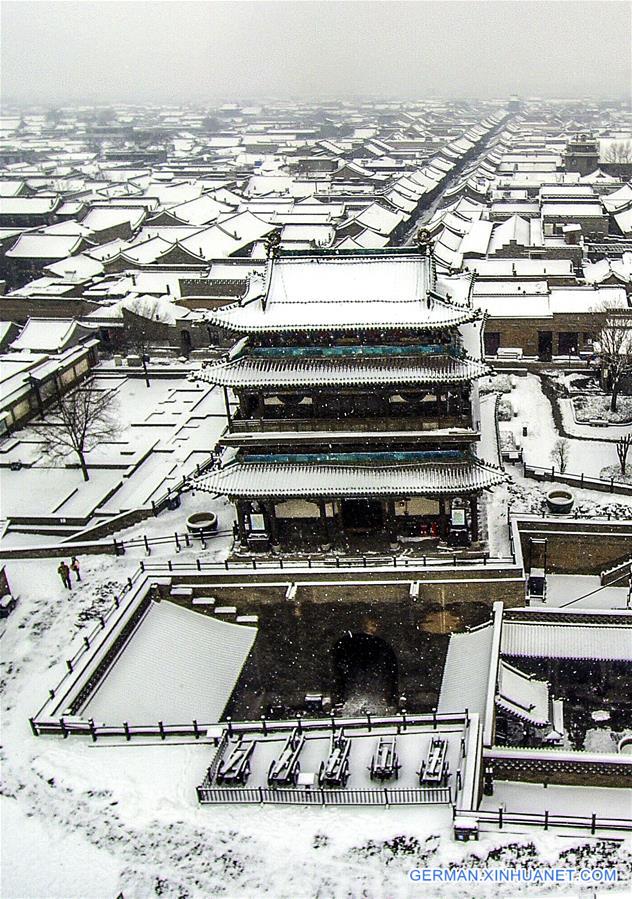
[159,568,524,718]
[486,748,632,788]
[516,517,632,575]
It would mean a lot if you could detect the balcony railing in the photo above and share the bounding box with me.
[228,415,473,434]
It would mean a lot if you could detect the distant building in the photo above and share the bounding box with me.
[564,134,599,177]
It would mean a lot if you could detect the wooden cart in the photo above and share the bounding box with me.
[215,739,256,786]
[369,735,400,781]
[267,727,305,787]
[318,730,351,788]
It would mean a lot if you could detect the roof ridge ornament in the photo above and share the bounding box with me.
[416,227,432,256]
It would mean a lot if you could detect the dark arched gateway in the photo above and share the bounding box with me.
[333,632,398,715]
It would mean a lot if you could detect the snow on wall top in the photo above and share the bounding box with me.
[502,622,632,662]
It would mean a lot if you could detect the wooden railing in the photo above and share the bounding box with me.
[228,415,472,434]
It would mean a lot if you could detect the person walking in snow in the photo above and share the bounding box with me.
[58,561,71,590]
[70,556,81,582]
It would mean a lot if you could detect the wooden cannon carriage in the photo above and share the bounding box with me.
[418,736,450,786]
[267,727,305,787]
[369,735,400,782]
[215,739,256,786]
[318,729,351,788]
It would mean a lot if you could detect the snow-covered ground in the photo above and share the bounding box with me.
[0,367,228,537]
[2,539,631,897]
[2,368,632,896]
[501,374,627,476]
[543,575,631,610]
[481,781,632,820]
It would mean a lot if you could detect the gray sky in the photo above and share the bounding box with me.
[1,1,630,105]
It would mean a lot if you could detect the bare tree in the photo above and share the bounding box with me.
[123,297,172,387]
[603,140,632,164]
[551,438,570,473]
[31,382,119,482]
[592,308,632,412]
[617,433,632,476]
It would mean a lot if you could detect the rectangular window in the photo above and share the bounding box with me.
[484,332,501,355]
[558,332,579,355]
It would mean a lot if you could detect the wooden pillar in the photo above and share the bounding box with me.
[318,500,330,549]
[266,501,280,550]
[438,497,448,539]
[222,386,232,430]
[386,498,397,549]
[470,495,479,542]
[236,502,248,546]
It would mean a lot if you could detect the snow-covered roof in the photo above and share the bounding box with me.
[280,224,335,246]
[45,253,104,281]
[438,624,494,719]
[198,352,489,389]
[81,206,146,232]
[196,456,507,499]
[602,183,632,214]
[0,180,26,197]
[549,286,628,314]
[10,317,95,352]
[464,259,575,278]
[180,211,274,259]
[488,215,532,253]
[496,660,550,727]
[501,622,632,661]
[82,600,257,725]
[207,255,479,334]
[614,207,632,236]
[336,230,390,250]
[541,202,604,218]
[354,202,405,236]
[583,253,632,285]
[5,233,83,259]
[459,220,493,256]
[118,236,176,264]
[163,193,233,226]
[0,196,59,216]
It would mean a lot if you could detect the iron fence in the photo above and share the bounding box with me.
[523,463,632,498]
[458,808,632,834]
[196,784,451,806]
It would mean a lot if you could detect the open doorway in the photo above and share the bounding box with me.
[341,498,384,532]
[333,632,398,715]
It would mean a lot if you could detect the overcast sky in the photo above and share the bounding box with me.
[1,1,630,106]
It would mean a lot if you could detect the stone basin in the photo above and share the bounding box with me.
[186,511,218,536]
[546,488,574,515]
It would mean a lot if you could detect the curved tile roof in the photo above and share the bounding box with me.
[196,457,506,498]
[198,353,489,389]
